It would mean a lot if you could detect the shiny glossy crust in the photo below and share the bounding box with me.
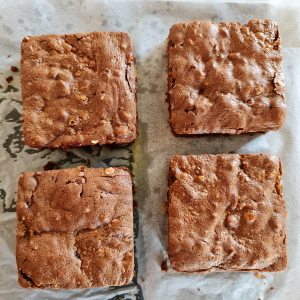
[167,20,286,134]
[21,32,137,149]
[168,154,287,273]
[16,167,134,289]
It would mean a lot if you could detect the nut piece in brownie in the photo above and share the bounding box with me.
[16,166,134,289]
[167,20,286,135]
[21,32,137,149]
[168,154,287,273]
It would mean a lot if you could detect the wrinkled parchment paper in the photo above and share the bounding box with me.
[1,1,300,299]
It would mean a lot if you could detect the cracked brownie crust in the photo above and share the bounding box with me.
[21,31,137,149]
[16,166,134,289]
[167,20,286,135]
[168,154,287,273]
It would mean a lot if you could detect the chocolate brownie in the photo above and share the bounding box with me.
[167,20,286,135]
[168,154,287,273]
[21,32,137,149]
[16,166,134,289]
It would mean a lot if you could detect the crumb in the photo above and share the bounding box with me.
[132,183,136,194]
[270,287,274,290]
[161,259,168,272]
[229,151,236,154]
[7,55,11,58]
[43,161,59,171]
[197,288,201,291]
[141,277,145,282]
[163,202,168,213]
[133,200,138,209]
[85,159,90,166]
[11,66,19,72]
[254,271,266,279]
[6,76,13,83]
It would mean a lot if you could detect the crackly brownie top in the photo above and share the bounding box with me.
[168,20,286,134]
[168,154,287,273]
[16,166,134,289]
[21,31,136,148]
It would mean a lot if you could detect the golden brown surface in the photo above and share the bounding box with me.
[168,154,287,273]
[16,167,134,289]
[167,20,286,135]
[21,32,137,149]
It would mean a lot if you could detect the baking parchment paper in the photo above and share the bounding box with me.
[1,1,300,299]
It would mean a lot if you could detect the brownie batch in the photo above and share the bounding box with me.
[16,20,288,290]
[166,20,287,275]
[17,31,137,289]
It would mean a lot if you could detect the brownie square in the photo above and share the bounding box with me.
[16,166,134,289]
[168,154,287,273]
[167,20,286,135]
[21,32,137,149]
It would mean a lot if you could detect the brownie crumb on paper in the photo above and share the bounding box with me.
[255,272,267,279]
[161,259,168,272]
[6,76,13,83]
[11,66,19,72]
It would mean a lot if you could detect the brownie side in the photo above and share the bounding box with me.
[167,20,286,135]
[16,166,134,289]
[168,154,287,273]
[21,32,137,149]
